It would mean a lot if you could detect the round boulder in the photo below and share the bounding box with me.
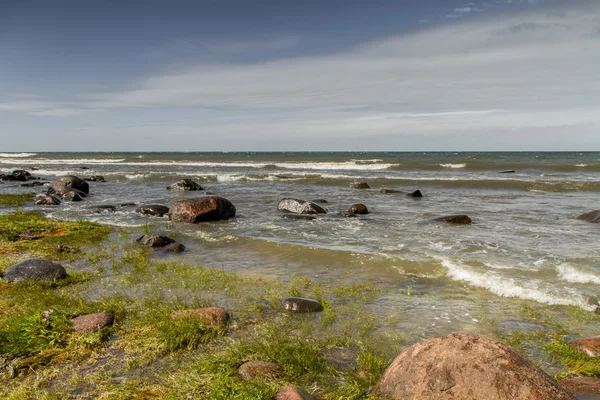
[376,333,575,400]
[170,307,229,329]
[167,178,204,191]
[136,234,175,248]
[3,258,67,283]
[435,215,472,224]
[577,210,600,223]
[71,312,114,332]
[48,175,89,197]
[168,196,236,223]
[136,205,170,217]
[348,203,369,215]
[238,361,280,380]
[282,297,323,313]
[278,199,327,215]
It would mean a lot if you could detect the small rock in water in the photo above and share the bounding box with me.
[136,205,169,217]
[86,175,105,182]
[170,307,230,328]
[577,210,600,223]
[275,385,316,400]
[21,181,48,187]
[89,205,117,213]
[351,182,370,189]
[568,336,600,357]
[435,215,472,224]
[238,361,281,380]
[168,196,236,223]
[410,190,423,198]
[281,214,317,221]
[162,242,186,253]
[120,202,137,207]
[3,258,67,283]
[61,189,86,202]
[57,244,75,253]
[71,312,114,332]
[380,189,403,194]
[34,193,61,205]
[348,203,369,215]
[278,198,327,215]
[167,178,204,191]
[136,234,175,248]
[500,170,516,173]
[281,297,323,313]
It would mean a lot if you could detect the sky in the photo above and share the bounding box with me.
[0,0,599,151]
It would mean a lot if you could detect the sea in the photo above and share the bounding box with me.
[1,151,600,343]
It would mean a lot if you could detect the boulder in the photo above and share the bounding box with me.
[162,242,186,253]
[348,203,369,215]
[136,234,175,248]
[278,199,327,215]
[435,215,472,224]
[34,193,61,205]
[567,336,600,357]
[48,175,89,198]
[238,361,280,380]
[410,190,423,198]
[170,307,229,329]
[281,214,317,221]
[560,377,600,396]
[3,259,67,283]
[282,297,323,313]
[352,182,370,189]
[168,196,236,223]
[167,179,204,191]
[275,385,316,400]
[71,312,114,332]
[61,189,85,202]
[1,169,31,181]
[577,210,600,223]
[376,333,575,400]
[136,205,170,217]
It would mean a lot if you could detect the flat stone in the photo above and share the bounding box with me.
[72,312,114,332]
[568,336,600,357]
[278,199,327,215]
[167,178,204,191]
[238,361,280,380]
[560,377,600,395]
[282,297,323,313]
[162,242,185,253]
[275,385,316,400]
[136,234,176,248]
[136,205,170,217]
[435,215,472,224]
[3,258,67,283]
[319,346,358,371]
[170,307,229,329]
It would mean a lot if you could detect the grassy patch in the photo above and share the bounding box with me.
[0,193,35,207]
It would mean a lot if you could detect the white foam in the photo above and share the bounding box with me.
[1,158,124,165]
[557,264,600,284]
[125,174,152,180]
[439,163,467,168]
[575,164,588,167]
[0,152,37,158]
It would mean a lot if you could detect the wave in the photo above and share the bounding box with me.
[439,163,467,169]
[0,152,37,158]
[1,158,125,165]
[557,264,600,284]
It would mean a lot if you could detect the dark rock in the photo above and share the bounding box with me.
[60,189,85,202]
[80,166,89,170]
[348,203,369,215]
[86,176,105,182]
[435,215,472,224]
[381,189,403,194]
[136,205,170,217]
[376,333,576,400]
[238,361,280,380]
[281,214,317,221]
[275,385,316,400]
[311,199,329,204]
[48,175,89,198]
[136,234,176,248]
[1,170,31,181]
[21,181,48,187]
[170,307,229,328]
[560,377,600,396]
[34,193,61,205]
[167,178,204,191]
[278,198,327,214]
[410,190,423,198]
[168,196,236,223]
[500,170,516,173]
[351,182,370,189]
[57,244,75,253]
[568,336,600,357]
[71,312,114,332]
[119,202,137,207]
[163,242,186,253]
[577,210,600,223]
[89,205,117,213]
[3,258,67,283]
[282,297,323,313]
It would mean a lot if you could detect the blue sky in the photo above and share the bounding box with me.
[1,0,598,151]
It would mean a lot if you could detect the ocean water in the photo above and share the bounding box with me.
[2,151,600,341]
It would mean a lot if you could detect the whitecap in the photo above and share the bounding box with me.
[557,264,600,284]
[439,163,467,168]
[0,152,37,158]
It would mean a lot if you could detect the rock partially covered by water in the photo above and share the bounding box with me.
[577,210,600,223]
[275,385,316,400]
[170,307,230,328]
[48,175,89,200]
[21,181,48,187]
[435,215,472,224]
[71,312,114,332]
[281,214,317,221]
[167,178,204,191]
[351,182,370,189]
[136,234,175,248]
[567,336,600,357]
[376,333,575,400]
[86,176,105,182]
[61,189,85,202]
[500,170,516,174]
[3,259,67,283]
[136,205,170,217]
[34,193,61,205]
[282,297,323,313]
[278,199,327,215]
[168,196,236,223]
[1,169,31,181]
[560,377,600,396]
[348,203,369,215]
[410,189,423,198]
[163,242,186,253]
[238,361,281,380]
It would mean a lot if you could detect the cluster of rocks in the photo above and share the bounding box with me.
[0,169,36,182]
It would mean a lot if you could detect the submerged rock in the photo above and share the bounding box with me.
[3,258,67,283]
[500,170,516,174]
[351,182,370,189]
[282,297,323,313]
[348,203,369,215]
[311,199,329,204]
[567,336,600,357]
[577,210,600,223]
[136,205,170,217]
[21,181,48,187]
[170,307,229,328]
[167,178,204,191]
[136,234,175,248]
[435,215,472,224]
[48,175,89,197]
[162,242,186,253]
[238,361,280,380]
[89,205,117,213]
[560,377,600,396]
[376,333,576,400]
[281,214,317,221]
[71,312,114,332]
[278,198,327,215]
[168,196,236,223]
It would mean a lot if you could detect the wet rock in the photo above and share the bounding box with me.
[61,189,85,202]
[238,361,280,380]
[34,193,61,205]
[311,199,329,204]
[136,234,176,248]
[275,385,316,400]
[560,377,600,396]
[348,203,369,215]
[351,182,370,189]
[71,312,114,332]
[170,307,229,328]
[86,176,105,182]
[1,169,31,181]
[136,205,169,217]
[3,258,67,283]
[281,214,317,221]
[162,242,186,253]
[376,333,575,400]
[120,202,137,207]
[577,210,600,223]
[89,205,117,213]
[48,175,89,197]
[168,196,236,223]
[500,170,516,174]
[278,198,327,214]
[21,181,48,187]
[282,297,323,313]
[568,336,600,357]
[435,215,472,224]
[167,178,204,191]
[80,166,89,170]
[410,189,423,198]
[381,189,403,194]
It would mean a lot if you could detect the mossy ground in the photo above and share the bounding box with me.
[0,193,35,207]
[0,211,598,399]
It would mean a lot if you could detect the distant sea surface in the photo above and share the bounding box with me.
[2,151,600,339]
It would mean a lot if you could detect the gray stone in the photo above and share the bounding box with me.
[278,199,327,214]
[136,234,176,248]
[136,205,170,217]
[3,259,67,283]
[167,179,204,191]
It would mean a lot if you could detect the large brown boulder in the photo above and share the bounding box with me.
[167,196,236,223]
[577,210,600,223]
[567,336,600,357]
[48,175,89,198]
[376,333,575,400]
